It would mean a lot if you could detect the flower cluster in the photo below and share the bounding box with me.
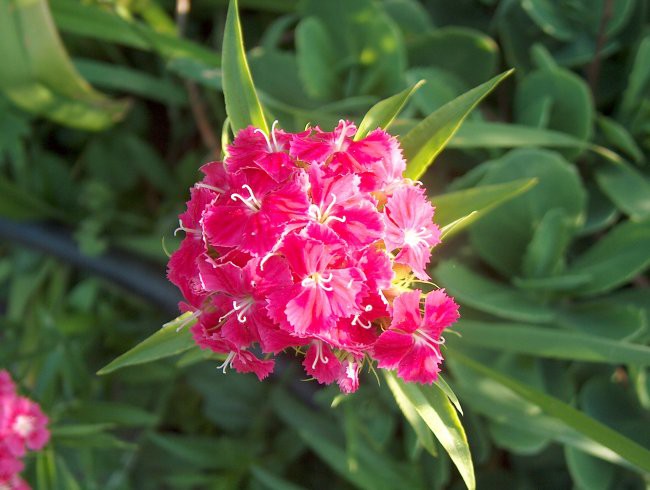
[0,370,49,490]
[168,121,459,393]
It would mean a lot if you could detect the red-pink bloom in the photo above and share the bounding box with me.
[273,230,364,336]
[373,289,459,384]
[0,372,49,490]
[170,122,458,393]
[202,168,309,256]
[383,186,441,280]
[0,372,15,398]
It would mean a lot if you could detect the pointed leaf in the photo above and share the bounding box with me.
[222,0,268,133]
[355,80,424,140]
[97,313,196,375]
[402,70,513,180]
[432,178,537,231]
[384,372,475,490]
[384,371,438,458]
[595,160,650,221]
[450,320,650,365]
[449,349,650,473]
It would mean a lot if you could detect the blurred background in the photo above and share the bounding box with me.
[1,0,649,488]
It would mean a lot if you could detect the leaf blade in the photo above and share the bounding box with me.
[402,69,513,180]
[222,0,268,133]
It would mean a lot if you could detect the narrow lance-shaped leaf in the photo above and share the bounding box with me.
[384,371,438,458]
[222,0,268,133]
[384,372,475,490]
[449,349,650,473]
[431,178,537,234]
[402,69,513,180]
[355,80,425,140]
[97,313,196,375]
[450,320,650,365]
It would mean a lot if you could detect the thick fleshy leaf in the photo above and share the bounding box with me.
[222,0,268,133]
[567,220,650,296]
[595,160,650,221]
[431,178,537,232]
[449,349,650,473]
[384,371,475,490]
[295,17,337,101]
[97,313,196,375]
[0,0,129,130]
[449,320,650,365]
[435,260,556,323]
[355,80,424,140]
[401,70,513,180]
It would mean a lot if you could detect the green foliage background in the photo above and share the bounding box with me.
[0,0,649,488]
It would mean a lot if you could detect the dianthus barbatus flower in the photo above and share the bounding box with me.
[0,370,50,490]
[168,121,459,392]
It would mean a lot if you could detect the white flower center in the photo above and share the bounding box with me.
[13,414,35,438]
[301,272,334,291]
[403,227,431,248]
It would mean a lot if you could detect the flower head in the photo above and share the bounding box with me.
[0,371,49,489]
[168,122,459,392]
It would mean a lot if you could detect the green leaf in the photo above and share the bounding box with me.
[514,66,593,153]
[97,313,196,375]
[384,371,438,458]
[407,27,499,87]
[521,208,573,278]
[65,401,159,427]
[435,260,556,323]
[431,178,537,231]
[0,0,129,130]
[384,372,475,490]
[450,320,650,365]
[402,70,513,180]
[74,58,187,106]
[271,389,418,490]
[595,160,650,221]
[449,349,650,473]
[51,0,220,65]
[557,301,646,341]
[567,220,650,296]
[355,81,424,140]
[565,446,616,490]
[436,375,463,416]
[251,466,308,490]
[0,177,66,221]
[295,17,337,101]
[596,115,644,163]
[468,148,586,278]
[222,0,268,133]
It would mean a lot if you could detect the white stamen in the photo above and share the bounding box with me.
[302,272,334,291]
[195,182,225,193]
[364,305,373,312]
[231,184,262,212]
[174,219,200,236]
[311,341,330,370]
[346,279,354,289]
[271,120,280,150]
[217,351,236,373]
[254,128,273,152]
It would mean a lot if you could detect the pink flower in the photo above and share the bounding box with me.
[271,230,364,336]
[373,289,459,384]
[383,186,441,280]
[170,122,459,393]
[0,372,49,489]
[0,371,16,397]
[202,168,309,256]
